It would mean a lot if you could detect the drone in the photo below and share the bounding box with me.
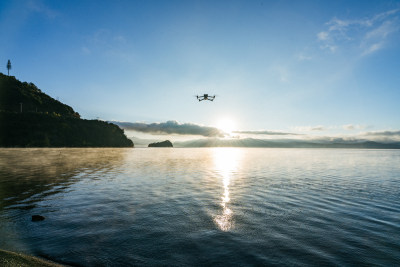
[196,94,216,102]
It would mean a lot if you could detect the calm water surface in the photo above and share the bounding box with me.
[0,148,399,266]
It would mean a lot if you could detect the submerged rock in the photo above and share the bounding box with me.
[32,215,45,221]
[148,140,173,147]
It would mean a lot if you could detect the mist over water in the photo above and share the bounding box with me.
[0,148,399,266]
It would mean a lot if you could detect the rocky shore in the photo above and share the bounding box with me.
[0,249,66,267]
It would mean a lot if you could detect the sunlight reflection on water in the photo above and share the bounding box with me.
[0,148,399,266]
[213,148,242,231]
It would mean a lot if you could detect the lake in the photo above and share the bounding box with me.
[0,148,399,266]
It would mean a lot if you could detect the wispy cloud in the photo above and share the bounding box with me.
[82,29,135,61]
[270,65,290,83]
[27,0,59,19]
[233,130,301,136]
[317,31,329,41]
[294,125,327,132]
[342,124,367,130]
[317,9,400,55]
[113,120,225,137]
[81,46,91,55]
[362,42,383,55]
[296,53,313,61]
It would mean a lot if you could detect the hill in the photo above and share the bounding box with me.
[0,73,133,147]
[0,73,80,117]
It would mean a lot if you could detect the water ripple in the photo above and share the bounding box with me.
[0,148,399,266]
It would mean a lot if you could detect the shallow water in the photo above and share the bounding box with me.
[0,148,399,266]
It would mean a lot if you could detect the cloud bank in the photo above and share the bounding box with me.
[174,137,400,149]
[113,120,400,144]
[113,120,225,137]
[233,130,301,136]
[363,130,400,138]
[359,130,400,142]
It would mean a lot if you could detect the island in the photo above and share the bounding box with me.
[0,73,133,147]
[148,140,173,147]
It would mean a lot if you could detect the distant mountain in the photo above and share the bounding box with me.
[174,138,400,149]
[128,136,163,147]
[0,73,133,147]
[148,140,173,147]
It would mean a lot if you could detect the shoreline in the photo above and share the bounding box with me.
[0,249,67,267]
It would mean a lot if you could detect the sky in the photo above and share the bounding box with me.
[1,0,400,142]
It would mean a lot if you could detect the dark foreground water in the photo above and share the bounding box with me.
[0,148,399,266]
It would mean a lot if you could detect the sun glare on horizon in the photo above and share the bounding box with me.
[216,118,236,137]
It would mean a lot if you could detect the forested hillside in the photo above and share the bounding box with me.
[0,73,133,147]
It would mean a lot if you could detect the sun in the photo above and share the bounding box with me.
[217,118,236,136]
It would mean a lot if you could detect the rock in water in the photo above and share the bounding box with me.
[32,215,45,221]
[148,140,173,147]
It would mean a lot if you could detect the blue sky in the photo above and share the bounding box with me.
[1,0,400,141]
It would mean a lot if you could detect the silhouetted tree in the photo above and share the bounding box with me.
[6,60,11,76]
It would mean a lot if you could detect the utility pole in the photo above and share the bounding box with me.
[20,103,22,113]
[7,60,11,76]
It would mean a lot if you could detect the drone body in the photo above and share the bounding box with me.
[196,94,216,102]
